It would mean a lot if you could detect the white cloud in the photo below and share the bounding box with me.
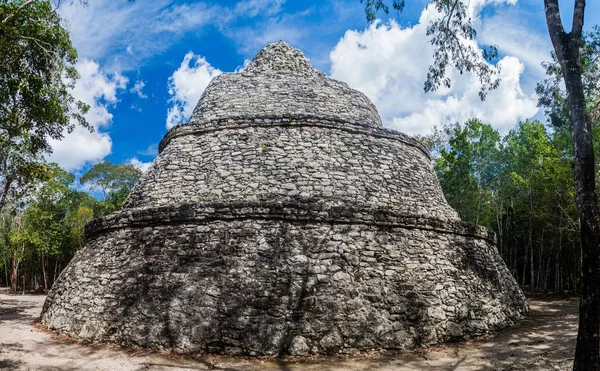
[391,57,538,134]
[478,8,550,90]
[130,80,147,99]
[235,59,252,73]
[48,59,127,170]
[330,6,539,136]
[58,0,220,69]
[127,157,152,173]
[57,0,296,71]
[138,143,159,157]
[233,0,286,17]
[166,52,222,129]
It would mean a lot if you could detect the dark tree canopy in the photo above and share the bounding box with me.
[0,0,90,212]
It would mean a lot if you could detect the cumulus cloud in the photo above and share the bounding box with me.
[58,0,298,71]
[390,57,538,134]
[47,60,127,170]
[330,8,539,136]
[127,157,153,172]
[166,52,222,129]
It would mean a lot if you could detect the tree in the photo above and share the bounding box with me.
[413,125,448,158]
[542,2,600,368]
[65,205,93,250]
[426,119,576,291]
[536,26,600,178]
[361,0,598,367]
[1,0,89,26]
[360,0,499,99]
[10,164,70,291]
[0,163,99,292]
[504,121,565,290]
[435,119,500,226]
[0,0,90,213]
[80,161,142,212]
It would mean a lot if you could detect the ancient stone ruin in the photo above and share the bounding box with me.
[41,41,528,356]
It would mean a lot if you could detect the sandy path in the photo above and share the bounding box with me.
[0,293,578,370]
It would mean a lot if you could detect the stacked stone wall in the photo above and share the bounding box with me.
[126,120,457,222]
[42,203,527,356]
[191,73,383,128]
[41,41,528,356]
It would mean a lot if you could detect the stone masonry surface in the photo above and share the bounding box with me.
[188,41,382,129]
[41,41,528,356]
[127,123,457,221]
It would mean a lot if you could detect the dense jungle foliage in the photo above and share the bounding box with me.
[415,27,600,294]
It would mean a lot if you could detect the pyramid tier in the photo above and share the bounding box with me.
[125,120,459,222]
[41,206,527,355]
[188,72,383,129]
[187,41,382,129]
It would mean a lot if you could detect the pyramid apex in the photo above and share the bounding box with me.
[244,40,323,76]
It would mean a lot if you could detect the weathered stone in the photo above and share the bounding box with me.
[289,336,310,356]
[41,41,528,357]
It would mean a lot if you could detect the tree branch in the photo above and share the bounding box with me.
[590,100,600,123]
[17,34,56,57]
[0,176,13,213]
[1,0,38,25]
[544,0,566,56]
[445,0,460,32]
[571,0,585,40]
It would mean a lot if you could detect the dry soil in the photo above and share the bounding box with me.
[0,293,578,370]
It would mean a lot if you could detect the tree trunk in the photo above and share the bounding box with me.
[556,252,560,292]
[0,177,13,215]
[41,254,48,293]
[568,64,600,369]
[496,200,503,254]
[522,238,528,288]
[544,0,600,368]
[529,187,534,291]
[538,229,545,291]
[10,252,18,293]
[53,258,59,286]
[3,259,8,288]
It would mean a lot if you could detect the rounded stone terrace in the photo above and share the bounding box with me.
[124,41,459,222]
[41,41,528,357]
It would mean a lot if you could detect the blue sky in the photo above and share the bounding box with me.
[51,0,600,175]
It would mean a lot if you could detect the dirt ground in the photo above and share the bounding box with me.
[0,293,579,371]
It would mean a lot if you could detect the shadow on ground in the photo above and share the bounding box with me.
[0,359,23,370]
[0,293,580,370]
[0,297,42,323]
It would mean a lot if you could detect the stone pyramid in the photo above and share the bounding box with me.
[41,41,528,356]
